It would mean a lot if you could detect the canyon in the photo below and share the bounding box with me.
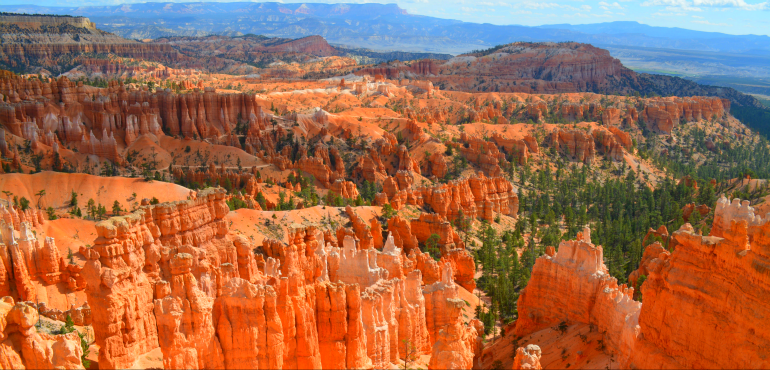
[0,12,768,370]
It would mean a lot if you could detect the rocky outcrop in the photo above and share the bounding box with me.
[330,179,360,199]
[548,128,595,163]
[213,278,284,369]
[627,196,770,368]
[378,172,518,223]
[512,344,542,369]
[424,265,482,369]
[82,188,230,369]
[73,188,480,369]
[513,228,640,356]
[641,96,729,133]
[0,296,84,369]
[491,133,538,165]
[591,127,625,161]
[514,196,770,369]
[450,133,507,176]
[0,71,275,163]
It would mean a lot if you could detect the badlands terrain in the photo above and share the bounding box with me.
[1,12,770,370]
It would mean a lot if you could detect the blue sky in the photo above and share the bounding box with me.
[12,0,770,36]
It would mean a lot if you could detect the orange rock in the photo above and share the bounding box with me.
[513,227,641,365]
[213,278,284,369]
[627,196,770,368]
[681,203,710,222]
[512,344,542,369]
[549,128,595,163]
[591,128,625,161]
[608,126,633,150]
[154,253,225,369]
[0,297,84,369]
[388,216,419,254]
[425,264,482,369]
[330,179,360,199]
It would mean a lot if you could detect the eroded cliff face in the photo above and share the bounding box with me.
[510,196,770,369]
[377,172,519,223]
[72,187,482,369]
[628,196,770,368]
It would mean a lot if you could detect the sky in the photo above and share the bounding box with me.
[8,0,770,36]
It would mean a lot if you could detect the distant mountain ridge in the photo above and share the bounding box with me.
[1,3,769,55]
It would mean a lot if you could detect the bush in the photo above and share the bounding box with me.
[381,203,397,219]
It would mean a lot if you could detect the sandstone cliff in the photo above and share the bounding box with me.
[73,187,482,369]
[510,196,770,369]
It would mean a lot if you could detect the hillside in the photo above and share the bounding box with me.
[355,42,764,109]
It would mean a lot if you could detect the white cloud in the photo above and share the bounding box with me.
[693,0,769,10]
[513,1,593,11]
[599,1,625,9]
[642,0,703,9]
[692,14,704,17]
[692,20,733,25]
[644,0,767,11]
[642,0,689,6]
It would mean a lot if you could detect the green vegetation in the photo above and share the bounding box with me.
[731,106,770,139]
[58,314,92,368]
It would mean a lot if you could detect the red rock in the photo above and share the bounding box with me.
[682,203,710,222]
[607,126,632,150]
[388,216,420,255]
[513,227,641,365]
[641,96,728,134]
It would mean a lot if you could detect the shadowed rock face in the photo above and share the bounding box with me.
[511,195,770,369]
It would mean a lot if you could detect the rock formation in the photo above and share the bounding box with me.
[71,187,483,369]
[377,172,518,223]
[0,296,85,369]
[548,129,595,163]
[512,344,542,369]
[512,196,770,369]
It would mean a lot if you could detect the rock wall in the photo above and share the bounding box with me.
[377,172,518,223]
[628,196,770,368]
[641,96,729,133]
[512,196,770,369]
[0,71,281,163]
